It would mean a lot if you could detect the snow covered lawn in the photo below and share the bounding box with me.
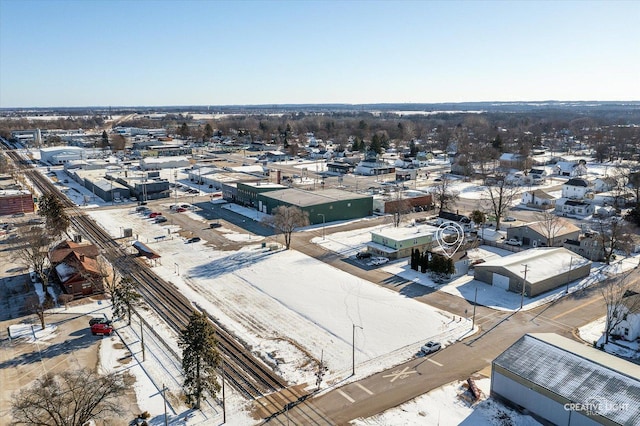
[88,209,472,387]
[351,378,540,426]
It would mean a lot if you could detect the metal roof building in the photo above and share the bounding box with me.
[492,333,640,425]
[473,247,591,297]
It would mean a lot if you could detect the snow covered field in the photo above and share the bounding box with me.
[88,208,473,388]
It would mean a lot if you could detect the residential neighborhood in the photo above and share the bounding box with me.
[1,100,639,426]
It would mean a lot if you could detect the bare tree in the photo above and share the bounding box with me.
[601,270,640,344]
[11,368,127,426]
[431,175,460,215]
[24,294,54,330]
[386,186,413,227]
[11,226,54,291]
[534,210,565,246]
[262,205,309,250]
[483,173,519,231]
[595,219,634,265]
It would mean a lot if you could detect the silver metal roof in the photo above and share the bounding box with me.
[493,333,640,424]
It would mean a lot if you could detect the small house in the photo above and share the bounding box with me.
[520,189,556,210]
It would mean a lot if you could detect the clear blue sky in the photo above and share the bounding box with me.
[1,0,638,108]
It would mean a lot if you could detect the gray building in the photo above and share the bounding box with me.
[473,247,591,297]
[506,218,580,248]
[492,333,640,425]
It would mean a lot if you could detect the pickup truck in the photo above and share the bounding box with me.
[505,238,522,246]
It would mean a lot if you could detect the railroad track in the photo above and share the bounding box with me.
[3,143,320,412]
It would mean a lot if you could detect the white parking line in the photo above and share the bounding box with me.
[355,382,374,395]
[427,358,443,367]
[337,389,355,403]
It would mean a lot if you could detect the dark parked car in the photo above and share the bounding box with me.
[155,216,168,223]
[186,237,201,243]
[356,251,372,260]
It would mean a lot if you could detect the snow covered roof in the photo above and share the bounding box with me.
[499,153,522,161]
[519,218,579,236]
[261,188,372,207]
[525,189,555,199]
[371,224,438,241]
[55,262,77,283]
[475,247,590,285]
[555,161,577,171]
[141,156,189,164]
[493,333,640,425]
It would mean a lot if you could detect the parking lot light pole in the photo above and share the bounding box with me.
[318,213,325,239]
[352,323,363,376]
[175,263,179,275]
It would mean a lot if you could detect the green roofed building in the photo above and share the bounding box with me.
[257,187,373,225]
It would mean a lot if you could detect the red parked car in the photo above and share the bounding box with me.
[149,212,162,218]
[91,323,114,336]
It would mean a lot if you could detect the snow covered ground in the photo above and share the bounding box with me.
[578,316,640,360]
[88,208,474,389]
[311,221,640,312]
[351,378,540,426]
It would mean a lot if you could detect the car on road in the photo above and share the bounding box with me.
[505,238,522,246]
[209,222,221,228]
[186,236,201,243]
[368,256,389,266]
[91,322,114,336]
[419,341,441,355]
[503,216,517,222]
[356,251,372,260]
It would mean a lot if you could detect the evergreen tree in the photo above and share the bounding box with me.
[179,311,221,409]
[112,277,142,325]
[178,123,190,139]
[446,258,456,276]
[101,130,109,149]
[625,204,640,226]
[420,252,428,273]
[370,134,383,154]
[38,192,70,238]
[203,123,214,141]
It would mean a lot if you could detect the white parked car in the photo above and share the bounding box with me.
[419,341,441,355]
[368,257,389,266]
[505,238,522,246]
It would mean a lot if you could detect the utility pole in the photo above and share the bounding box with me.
[161,383,168,426]
[221,360,226,423]
[140,315,146,361]
[520,264,529,310]
[566,257,573,294]
[472,287,478,330]
[352,323,363,376]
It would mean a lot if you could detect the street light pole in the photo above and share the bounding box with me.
[520,264,529,310]
[352,323,363,376]
[317,213,325,239]
[472,287,478,330]
[566,256,573,294]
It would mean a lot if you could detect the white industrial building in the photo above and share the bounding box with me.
[473,247,591,297]
[492,333,640,425]
[139,156,190,170]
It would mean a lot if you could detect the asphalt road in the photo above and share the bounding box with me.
[272,217,612,425]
